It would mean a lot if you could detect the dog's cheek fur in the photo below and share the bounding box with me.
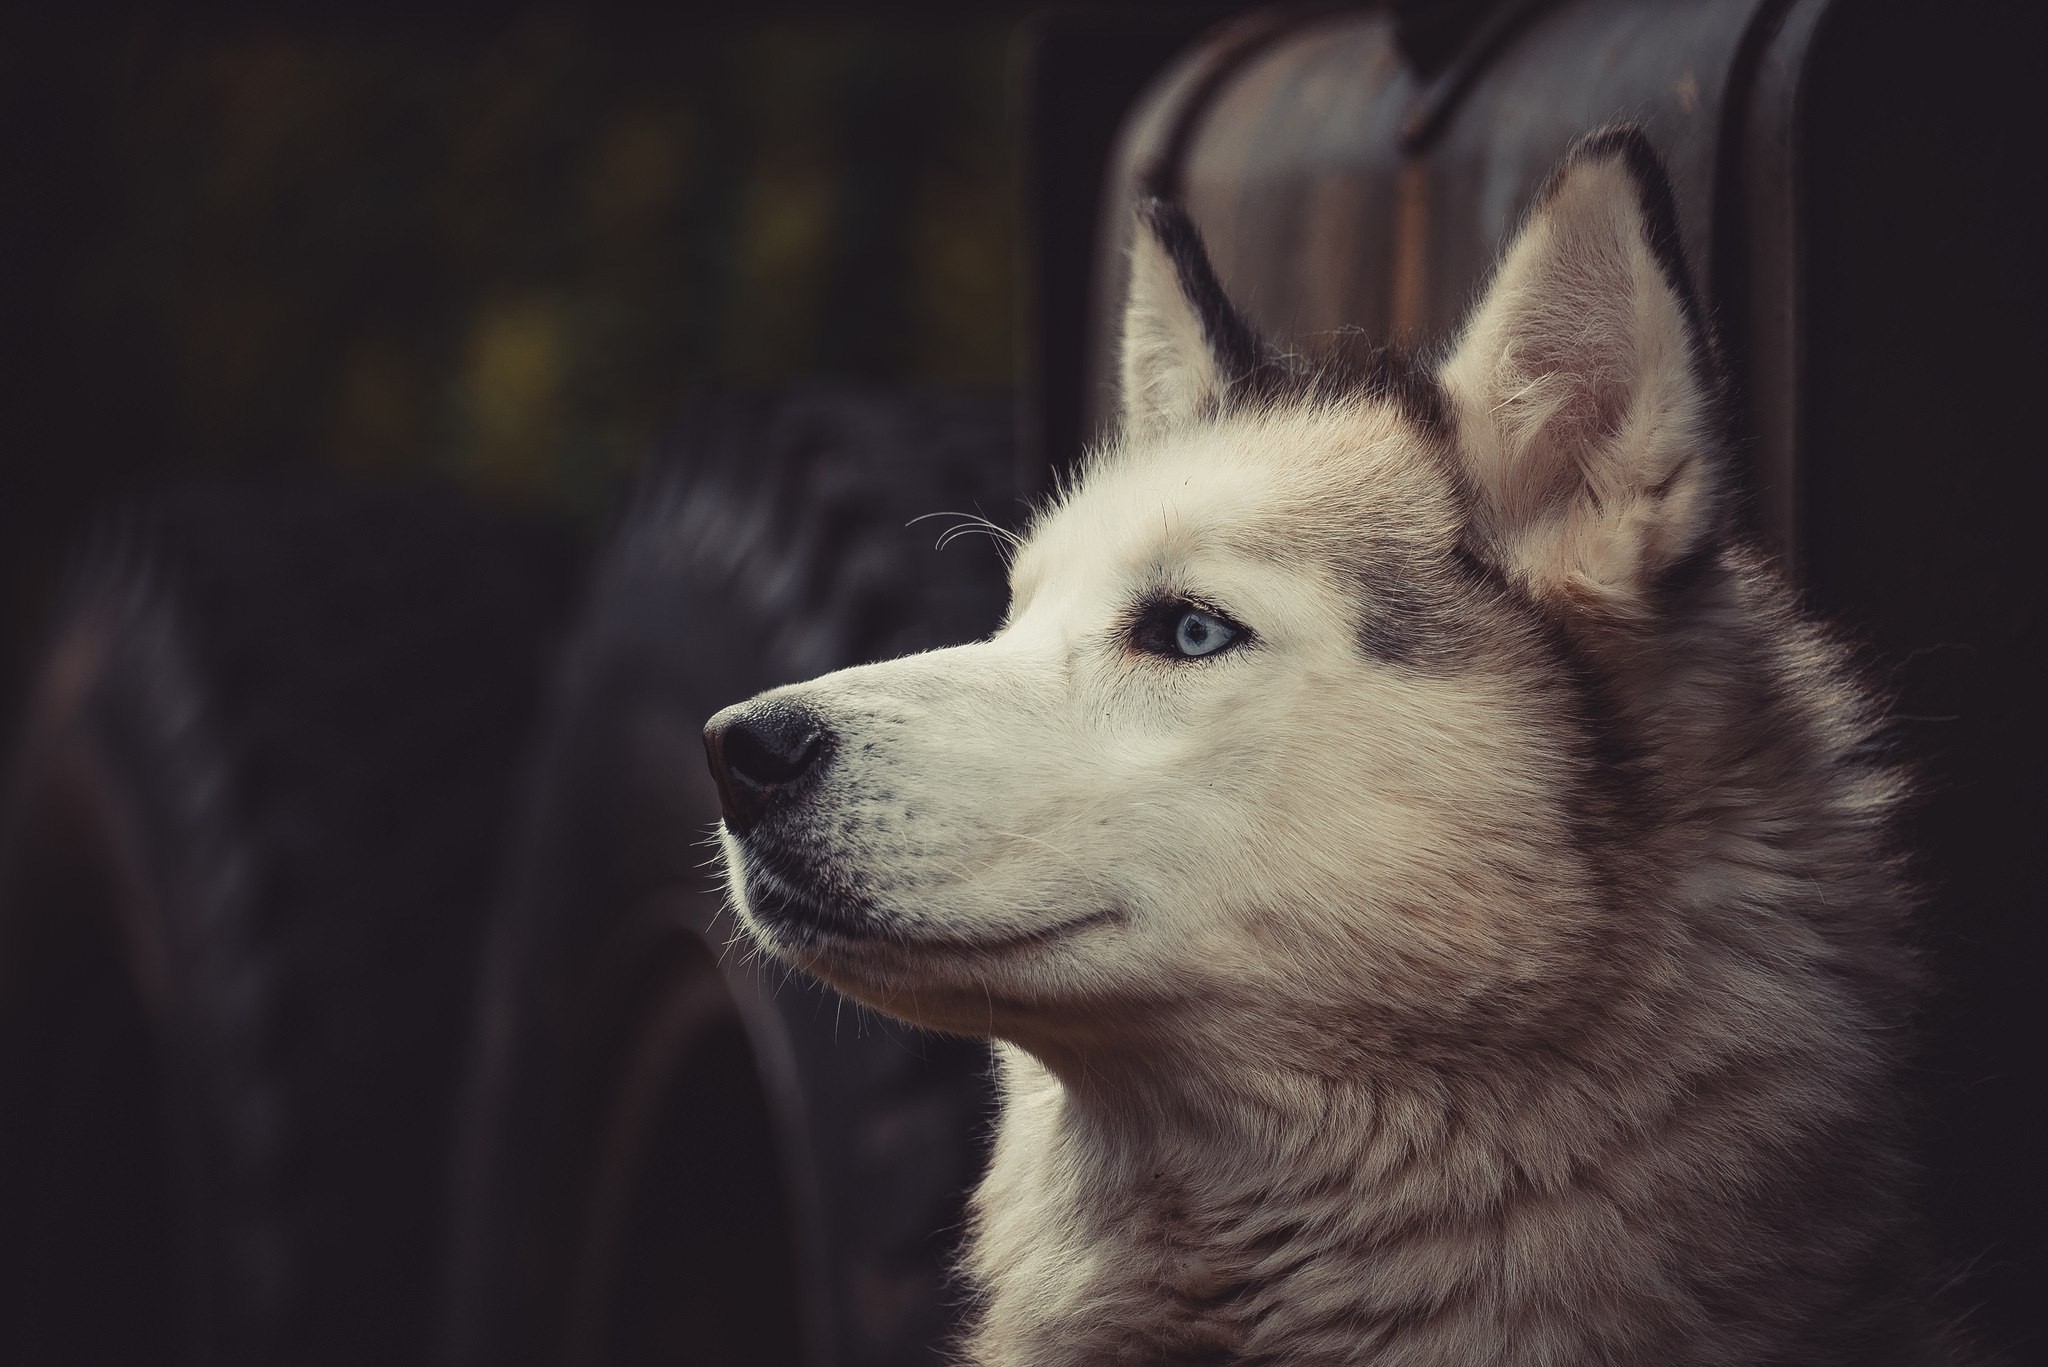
[1159,662,1598,1014]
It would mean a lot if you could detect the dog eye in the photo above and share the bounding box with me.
[1172,608,1237,658]
[1128,597,1250,661]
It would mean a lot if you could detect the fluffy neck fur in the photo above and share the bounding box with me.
[961,550,1949,1367]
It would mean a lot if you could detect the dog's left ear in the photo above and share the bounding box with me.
[1119,198,1269,439]
[1439,127,1724,612]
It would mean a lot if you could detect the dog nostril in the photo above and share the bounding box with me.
[724,719,824,787]
[704,701,833,835]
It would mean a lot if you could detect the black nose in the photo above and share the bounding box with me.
[703,700,832,835]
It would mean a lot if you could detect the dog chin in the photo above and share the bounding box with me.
[747,912,1086,1040]
[731,858,888,951]
[734,851,1119,978]
[730,870,947,1010]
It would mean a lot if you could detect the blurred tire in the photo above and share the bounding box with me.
[0,487,579,1367]
[442,385,1015,1367]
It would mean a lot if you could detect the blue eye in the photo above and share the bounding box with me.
[1129,596,1250,661]
[1174,609,1236,658]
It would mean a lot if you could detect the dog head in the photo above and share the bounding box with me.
[706,128,1727,1076]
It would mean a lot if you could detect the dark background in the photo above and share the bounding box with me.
[1,4,1038,719]
[1,2,2040,1364]
[0,7,1228,1366]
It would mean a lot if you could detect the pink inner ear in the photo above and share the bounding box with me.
[1525,254,1639,440]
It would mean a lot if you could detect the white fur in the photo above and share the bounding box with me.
[714,136,1953,1365]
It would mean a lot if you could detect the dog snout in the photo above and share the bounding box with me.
[703,700,833,835]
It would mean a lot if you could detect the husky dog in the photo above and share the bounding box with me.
[705,128,1960,1365]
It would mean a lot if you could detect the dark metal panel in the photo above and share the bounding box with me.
[1401,2,1759,339]
[1088,0,1812,559]
[1723,0,1832,571]
[1082,9,1342,466]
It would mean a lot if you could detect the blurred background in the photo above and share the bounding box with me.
[2,4,1029,696]
[0,7,1227,1366]
[2,2,2042,1366]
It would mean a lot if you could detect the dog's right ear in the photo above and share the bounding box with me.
[1119,198,1267,439]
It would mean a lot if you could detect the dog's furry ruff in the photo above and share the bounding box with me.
[712,127,1961,1365]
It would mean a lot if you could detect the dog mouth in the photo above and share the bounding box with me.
[731,838,1125,959]
[737,853,892,945]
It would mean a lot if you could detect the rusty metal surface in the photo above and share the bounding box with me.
[1086,0,1815,561]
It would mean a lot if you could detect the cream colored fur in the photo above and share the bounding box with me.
[1438,153,1718,617]
[1121,220,1231,436]
[714,132,1957,1365]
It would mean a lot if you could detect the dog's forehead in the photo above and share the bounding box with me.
[1013,403,1456,605]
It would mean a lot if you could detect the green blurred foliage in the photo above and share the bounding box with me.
[63,9,1021,519]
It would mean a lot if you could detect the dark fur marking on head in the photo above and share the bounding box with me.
[1139,198,1454,439]
[1263,330,1453,444]
[1324,418,1479,671]
[1136,196,1268,409]
[1650,536,1721,606]
[1449,549,1662,877]
[1352,569,1455,668]
[1336,547,1480,673]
